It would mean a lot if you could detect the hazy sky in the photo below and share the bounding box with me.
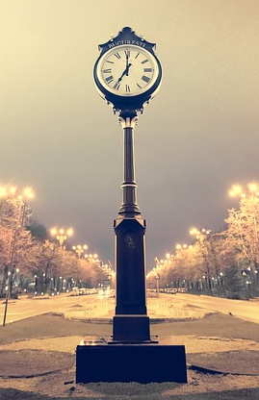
[1,0,259,268]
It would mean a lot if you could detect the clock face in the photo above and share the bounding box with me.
[96,44,159,97]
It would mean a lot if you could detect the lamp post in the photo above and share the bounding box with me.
[72,244,88,258]
[154,257,163,295]
[50,227,74,247]
[189,227,213,293]
[72,244,88,289]
[0,185,34,228]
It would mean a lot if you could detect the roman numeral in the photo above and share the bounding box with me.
[106,60,114,64]
[114,52,121,59]
[141,59,148,64]
[125,84,130,92]
[106,76,113,83]
[144,68,153,72]
[114,82,120,90]
[137,83,142,89]
[124,50,130,58]
[141,76,150,83]
[102,69,112,73]
[135,52,140,59]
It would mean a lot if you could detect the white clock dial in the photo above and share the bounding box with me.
[96,45,159,97]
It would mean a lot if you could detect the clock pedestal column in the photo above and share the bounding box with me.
[76,112,187,383]
[112,115,151,342]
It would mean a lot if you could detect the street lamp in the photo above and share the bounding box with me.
[84,253,99,262]
[154,258,161,296]
[228,182,259,199]
[50,227,74,247]
[189,227,213,293]
[0,185,35,227]
[72,244,88,258]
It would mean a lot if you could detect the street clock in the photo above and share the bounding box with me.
[93,27,162,116]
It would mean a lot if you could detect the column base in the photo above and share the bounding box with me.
[113,315,151,342]
[76,343,187,383]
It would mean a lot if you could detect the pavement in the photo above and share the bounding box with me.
[0,293,259,399]
[2,291,259,325]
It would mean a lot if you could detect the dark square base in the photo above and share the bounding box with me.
[76,343,187,383]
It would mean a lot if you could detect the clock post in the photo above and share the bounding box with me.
[76,27,187,383]
[113,111,151,342]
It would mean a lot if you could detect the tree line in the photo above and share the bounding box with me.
[147,185,259,299]
[0,195,113,298]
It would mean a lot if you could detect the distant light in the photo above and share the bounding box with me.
[9,186,17,195]
[67,228,74,237]
[23,186,35,199]
[50,227,57,236]
[189,227,199,236]
[228,184,243,198]
[0,186,8,198]
[248,182,258,193]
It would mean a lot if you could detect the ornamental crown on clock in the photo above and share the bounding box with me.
[96,44,159,97]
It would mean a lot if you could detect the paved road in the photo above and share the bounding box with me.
[1,293,113,325]
[168,293,259,324]
[1,292,259,325]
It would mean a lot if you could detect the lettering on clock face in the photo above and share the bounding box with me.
[97,45,158,96]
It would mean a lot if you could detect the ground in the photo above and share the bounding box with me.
[0,292,259,399]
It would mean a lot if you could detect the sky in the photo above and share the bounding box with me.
[1,0,259,268]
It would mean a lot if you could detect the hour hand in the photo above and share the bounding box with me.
[113,71,126,90]
[126,63,132,76]
[114,63,132,89]
[117,68,127,83]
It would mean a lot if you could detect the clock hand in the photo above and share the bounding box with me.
[116,63,132,84]
[116,68,128,83]
[125,50,129,68]
[126,63,132,76]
